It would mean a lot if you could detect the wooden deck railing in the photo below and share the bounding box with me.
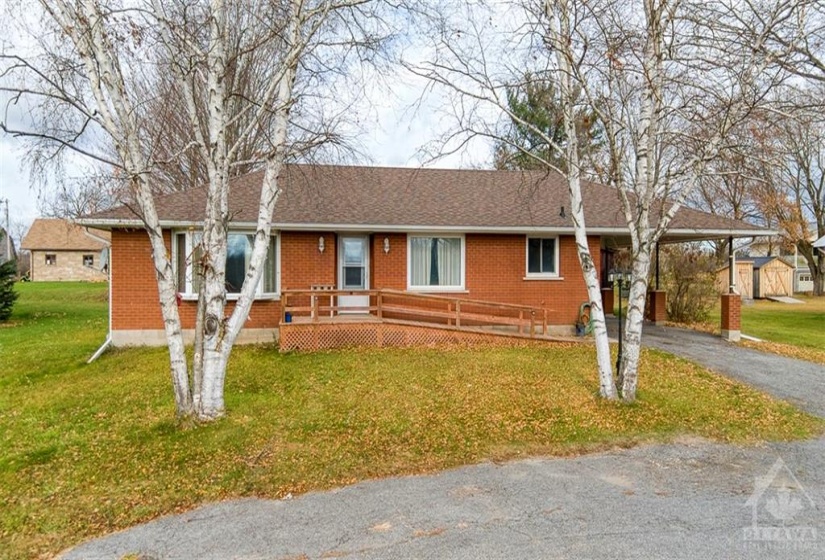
[281,289,550,338]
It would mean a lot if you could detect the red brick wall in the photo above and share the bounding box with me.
[111,229,167,331]
[370,233,599,325]
[112,230,600,331]
[371,233,407,290]
[113,230,335,331]
[464,234,599,325]
[280,231,337,290]
[646,290,667,324]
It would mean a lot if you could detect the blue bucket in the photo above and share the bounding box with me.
[285,312,292,323]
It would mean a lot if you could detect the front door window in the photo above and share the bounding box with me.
[341,237,367,290]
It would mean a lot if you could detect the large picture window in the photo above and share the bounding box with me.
[175,232,278,297]
[408,235,464,290]
[526,237,559,277]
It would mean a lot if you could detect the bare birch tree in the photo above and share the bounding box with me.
[754,101,825,295]
[413,0,787,401]
[409,1,618,399]
[1,0,391,420]
[731,0,825,295]
[578,0,783,400]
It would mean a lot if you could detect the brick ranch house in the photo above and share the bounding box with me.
[79,165,766,347]
[21,218,110,282]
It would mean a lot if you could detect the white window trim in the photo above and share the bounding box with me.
[172,230,281,300]
[406,233,466,292]
[525,235,560,279]
[338,234,370,291]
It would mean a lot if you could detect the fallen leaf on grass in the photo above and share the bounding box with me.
[413,527,446,538]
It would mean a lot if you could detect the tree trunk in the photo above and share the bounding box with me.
[192,278,207,411]
[195,215,230,420]
[198,342,230,420]
[811,257,824,297]
[576,230,616,399]
[546,0,617,400]
[619,246,653,402]
[799,243,824,296]
[137,180,193,418]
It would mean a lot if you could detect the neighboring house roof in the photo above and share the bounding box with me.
[814,235,825,249]
[752,256,794,270]
[80,165,769,238]
[21,218,111,251]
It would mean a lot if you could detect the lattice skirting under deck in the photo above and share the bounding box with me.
[278,321,561,352]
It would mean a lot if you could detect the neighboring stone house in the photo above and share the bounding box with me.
[21,218,110,282]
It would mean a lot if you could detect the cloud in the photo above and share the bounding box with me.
[353,67,494,169]
[0,136,38,227]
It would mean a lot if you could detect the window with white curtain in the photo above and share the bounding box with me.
[174,231,278,297]
[408,235,464,290]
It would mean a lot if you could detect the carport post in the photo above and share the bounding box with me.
[721,236,741,342]
[646,243,667,325]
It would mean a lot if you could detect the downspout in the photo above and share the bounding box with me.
[728,236,735,294]
[655,242,660,290]
[88,228,112,364]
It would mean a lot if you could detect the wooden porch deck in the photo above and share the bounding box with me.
[279,289,575,352]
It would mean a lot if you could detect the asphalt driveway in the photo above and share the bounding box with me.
[619,320,825,418]
[61,325,825,560]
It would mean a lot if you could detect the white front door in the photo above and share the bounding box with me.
[338,236,370,313]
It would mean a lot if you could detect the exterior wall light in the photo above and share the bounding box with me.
[383,237,390,254]
[318,236,325,253]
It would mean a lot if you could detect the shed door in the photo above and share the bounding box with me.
[764,267,791,296]
[738,265,753,299]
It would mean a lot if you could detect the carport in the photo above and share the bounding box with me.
[599,215,776,342]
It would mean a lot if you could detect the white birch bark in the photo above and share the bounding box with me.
[42,0,194,415]
[542,0,781,402]
[613,0,663,401]
[546,0,617,399]
[195,0,232,419]
[195,0,303,420]
[145,0,328,419]
[7,0,386,420]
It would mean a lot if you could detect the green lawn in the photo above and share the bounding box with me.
[710,296,825,349]
[1,283,822,559]
[703,296,825,364]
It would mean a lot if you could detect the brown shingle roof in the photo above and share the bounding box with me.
[82,165,766,234]
[21,219,111,251]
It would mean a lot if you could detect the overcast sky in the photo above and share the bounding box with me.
[0,72,491,238]
[0,2,510,241]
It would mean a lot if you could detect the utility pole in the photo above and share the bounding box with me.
[0,199,9,263]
